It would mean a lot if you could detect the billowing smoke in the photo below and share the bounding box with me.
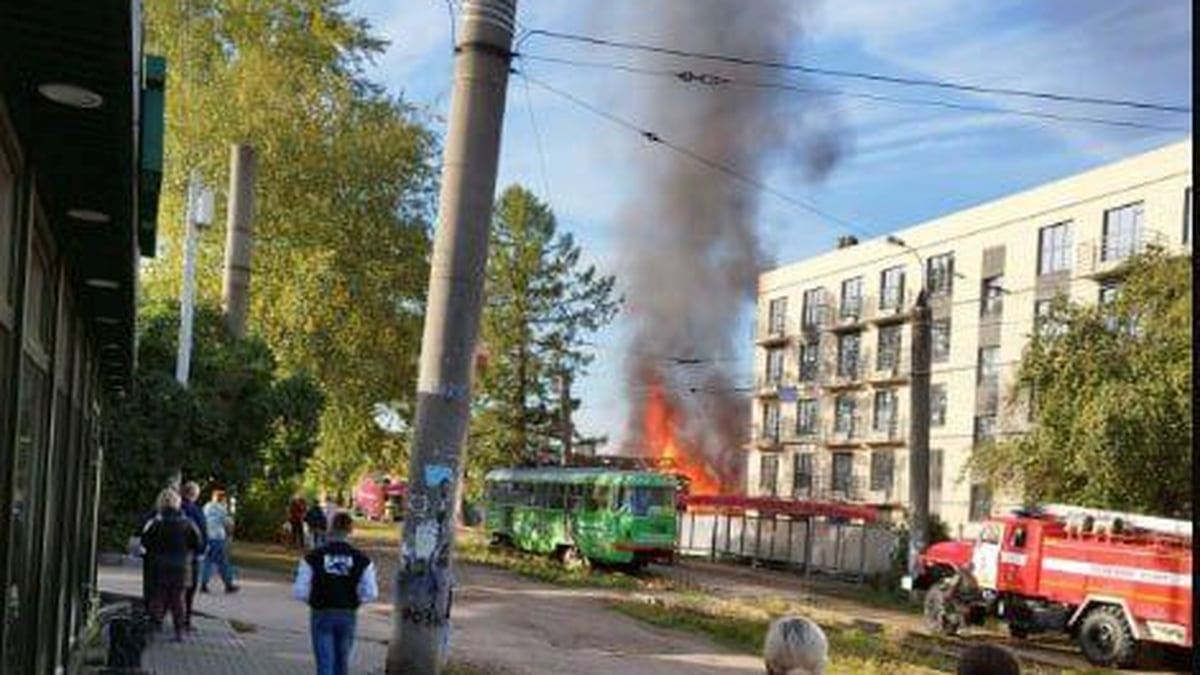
[619,0,849,491]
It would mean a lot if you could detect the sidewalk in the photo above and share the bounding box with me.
[99,561,388,674]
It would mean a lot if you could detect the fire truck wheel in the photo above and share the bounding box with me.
[923,584,961,636]
[1077,605,1137,668]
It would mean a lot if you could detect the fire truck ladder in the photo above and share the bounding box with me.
[1039,503,1192,540]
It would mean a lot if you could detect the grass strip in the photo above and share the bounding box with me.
[609,596,1104,675]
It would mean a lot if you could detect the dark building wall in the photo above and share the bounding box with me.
[0,109,109,674]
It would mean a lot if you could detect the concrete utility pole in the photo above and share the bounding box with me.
[385,1,517,673]
[906,289,932,578]
[221,144,257,339]
[176,170,213,386]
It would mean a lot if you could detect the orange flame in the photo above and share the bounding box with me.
[642,380,723,495]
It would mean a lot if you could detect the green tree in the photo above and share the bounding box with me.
[971,248,1192,518]
[101,299,324,548]
[140,0,438,493]
[467,186,621,493]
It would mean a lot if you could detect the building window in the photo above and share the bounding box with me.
[870,450,894,492]
[879,265,905,310]
[793,453,813,495]
[877,325,901,371]
[1185,187,1193,245]
[930,449,944,515]
[873,389,897,433]
[840,276,863,319]
[974,415,997,445]
[759,453,779,496]
[831,452,853,495]
[798,340,820,381]
[767,297,788,334]
[1037,221,1072,275]
[931,317,951,363]
[930,384,947,427]
[980,276,1004,316]
[969,484,992,522]
[834,395,857,436]
[1,152,14,308]
[1033,299,1059,337]
[1102,202,1144,262]
[836,331,861,378]
[802,287,826,329]
[25,241,54,354]
[762,402,781,442]
[765,348,785,384]
[796,399,818,435]
[977,346,1000,387]
[926,253,955,296]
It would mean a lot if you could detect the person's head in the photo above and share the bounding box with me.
[328,511,354,540]
[957,644,1020,675]
[211,488,227,503]
[181,481,200,502]
[156,488,182,512]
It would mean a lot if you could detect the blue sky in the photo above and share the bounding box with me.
[350,0,1193,444]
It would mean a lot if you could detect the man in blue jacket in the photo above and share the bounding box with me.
[293,511,378,675]
[180,481,208,629]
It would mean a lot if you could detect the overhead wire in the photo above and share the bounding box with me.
[518,53,1188,134]
[516,66,878,242]
[516,28,1193,115]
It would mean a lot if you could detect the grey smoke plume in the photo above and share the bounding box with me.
[620,0,849,491]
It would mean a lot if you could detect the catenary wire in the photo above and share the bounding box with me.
[518,53,1188,134]
[517,67,878,242]
[516,28,1192,114]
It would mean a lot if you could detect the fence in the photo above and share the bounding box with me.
[675,508,899,580]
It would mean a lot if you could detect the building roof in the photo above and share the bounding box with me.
[760,137,1192,294]
[485,467,678,486]
[1,0,163,392]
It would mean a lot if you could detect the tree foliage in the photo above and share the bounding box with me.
[467,186,621,494]
[971,248,1192,518]
[101,300,324,548]
[140,0,438,491]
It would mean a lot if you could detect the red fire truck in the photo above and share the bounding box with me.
[907,504,1191,668]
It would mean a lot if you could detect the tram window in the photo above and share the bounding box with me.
[619,486,675,516]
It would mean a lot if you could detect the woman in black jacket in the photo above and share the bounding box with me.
[141,488,204,641]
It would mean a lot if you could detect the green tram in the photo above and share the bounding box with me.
[483,467,678,568]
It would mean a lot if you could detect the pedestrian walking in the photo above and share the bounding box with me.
[289,493,308,549]
[180,481,208,628]
[293,511,378,675]
[305,498,328,549]
[141,488,204,642]
[201,487,240,593]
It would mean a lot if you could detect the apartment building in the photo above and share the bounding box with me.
[748,138,1192,535]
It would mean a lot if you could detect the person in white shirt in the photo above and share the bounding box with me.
[293,511,378,675]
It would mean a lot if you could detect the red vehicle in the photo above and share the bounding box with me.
[353,474,407,522]
[908,504,1191,668]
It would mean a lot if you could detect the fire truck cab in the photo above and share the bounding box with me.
[910,504,1192,668]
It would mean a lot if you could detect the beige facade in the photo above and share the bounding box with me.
[749,138,1193,536]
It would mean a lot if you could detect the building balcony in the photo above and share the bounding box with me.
[756,317,791,346]
[826,361,868,390]
[825,421,863,448]
[872,291,909,325]
[865,416,906,446]
[868,354,910,385]
[829,295,872,332]
[1076,230,1170,279]
[755,374,798,398]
